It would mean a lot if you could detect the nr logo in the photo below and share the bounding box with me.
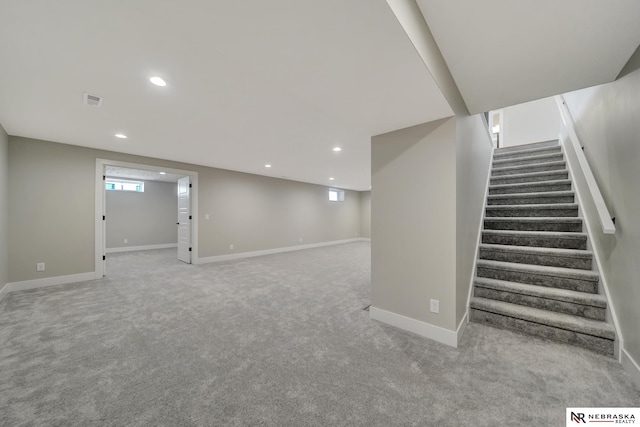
[571,412,586,423]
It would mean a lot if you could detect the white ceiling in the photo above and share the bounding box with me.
[416,0,640,114]
[0,0,454,191]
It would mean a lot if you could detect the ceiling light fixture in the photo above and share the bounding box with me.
[115,133,127,139]
[159,172,166,175]
[149,76,167,87]
[329,177,335,181]
[332,147,342,152]
[265,164,272,168]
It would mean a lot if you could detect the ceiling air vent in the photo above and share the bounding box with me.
[83,92,103,107]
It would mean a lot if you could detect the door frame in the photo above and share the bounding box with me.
[95,158,199,277]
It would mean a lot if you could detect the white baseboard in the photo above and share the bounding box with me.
[6,272,96,293]
[195,238,365,264]
[621,348,640,391]
[106,243,178,254]
[369,306,459,348]
[0,283,9,304]
[456,312,469,346]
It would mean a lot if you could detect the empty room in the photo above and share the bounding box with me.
[1,1,640,425]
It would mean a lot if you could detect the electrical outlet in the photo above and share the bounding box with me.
[124,238,128,244]
[430,299,440,314]
[230,244,234,250]
[36,262,45,272]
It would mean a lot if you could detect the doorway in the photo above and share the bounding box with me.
[95,159,198,277]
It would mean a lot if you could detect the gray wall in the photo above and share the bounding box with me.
[455,115,493,326]
[563,67,640,371]
[359,191,371,238]
[0,123,8,288]
[8,136,361,282]
[501,96,561,148]
[372,118,457,331]
[106,180,178,249]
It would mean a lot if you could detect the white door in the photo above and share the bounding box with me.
[177,176,191,263]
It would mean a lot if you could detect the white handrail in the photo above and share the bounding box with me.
[555,95,616,234]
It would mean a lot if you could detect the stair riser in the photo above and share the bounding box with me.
[494,146,561,160]
[495,140,560,153]
[476,265,598,293]
[492,163,566,177]
[493,154,564,168]
[482,233,587,249]
[474,287,605,320]
[469,309,614,356]
[490,171,569,185]
[479,248,592,270]
[483,219,582,232]
[489,182,572,195]
[485,206,578,217]
[487,194,574,205]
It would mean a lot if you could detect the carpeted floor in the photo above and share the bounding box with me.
[0,242,638,426]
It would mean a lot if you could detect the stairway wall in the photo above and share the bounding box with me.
[371,117,457,332]
[563,67,640,383]
[501,96,561,148]
[455,115,493,326]
[0,123,8,291]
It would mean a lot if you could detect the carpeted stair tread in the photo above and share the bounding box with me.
[489,179,572,195]
[479,243,593,270]
[493,152,564,168]
[491,160,566,177]
[470,297,615,340]
[483,217,583,232]
[490,169,569,185]
[485,203,579,218]
[487,191,574,205]
[477,259,599,282]
[493,145,561,160]
[482,229,587,250]
[494,140,559,153]
[474,277,606,308]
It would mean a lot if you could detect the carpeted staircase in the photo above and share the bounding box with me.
[469,140,616,356]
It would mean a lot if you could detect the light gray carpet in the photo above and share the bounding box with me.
[0,242,638,426]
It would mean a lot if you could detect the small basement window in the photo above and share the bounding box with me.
[106,178,144,192]
[328,188,345,202]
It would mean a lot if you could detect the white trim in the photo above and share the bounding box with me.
[106,243,178,254]
[369,306,459,348]
[555,96,615,234]
[96,159,199,275]
[195,238,364,264]
[6,272,96,293]
[0,283,9,304]
[456,312,469,346]
[465,143,495,327]
[559,132,623,361]
[621,348,640,390]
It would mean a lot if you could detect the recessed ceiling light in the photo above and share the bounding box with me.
[159,172,166,175]
[265,164,272,168]
[149,76,167,87]
[115,133,127,139]
[332,147,342,152]
[329,177,335,181]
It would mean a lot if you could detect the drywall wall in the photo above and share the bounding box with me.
[8,136,361,282]
[106,180,178,249]
[501,96,561,148]
[563,67,640,377]
[371,117,457,331]
[359,191,371,238]
[455,115,493,326]
[0,123,8,289]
